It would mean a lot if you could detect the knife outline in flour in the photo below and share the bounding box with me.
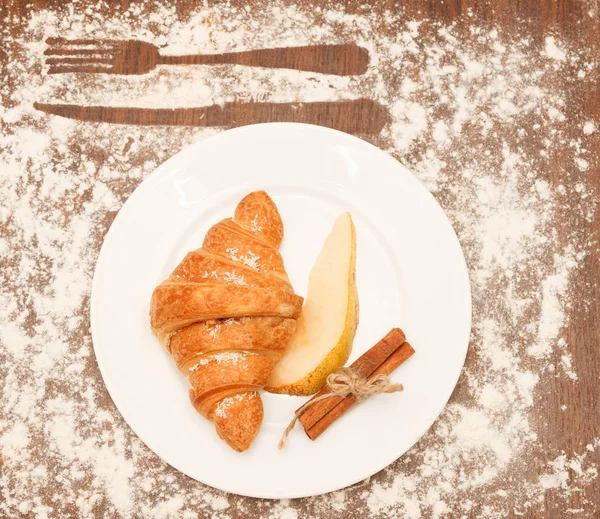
[33,99,390,136]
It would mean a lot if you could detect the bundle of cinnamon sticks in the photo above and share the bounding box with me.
[298,328,414,440]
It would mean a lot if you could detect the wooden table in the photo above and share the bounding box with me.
[1,1,598,518]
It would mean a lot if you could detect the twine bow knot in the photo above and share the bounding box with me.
[325,367,401,401]
[279,367,404,448]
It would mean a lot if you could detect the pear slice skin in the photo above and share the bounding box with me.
[266,212,358,396]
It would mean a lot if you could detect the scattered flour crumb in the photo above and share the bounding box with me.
[544,36,566,61]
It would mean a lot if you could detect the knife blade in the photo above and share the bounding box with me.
[33,99,389,135]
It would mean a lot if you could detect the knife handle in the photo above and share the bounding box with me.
[211,99,388,135]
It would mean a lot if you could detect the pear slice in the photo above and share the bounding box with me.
[266,212,358,395]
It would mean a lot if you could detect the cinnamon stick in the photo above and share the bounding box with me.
[305,341,415,440]
[298,327,406,431]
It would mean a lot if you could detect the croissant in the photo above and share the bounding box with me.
[150,191,303,451]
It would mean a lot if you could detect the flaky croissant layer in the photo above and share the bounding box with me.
[150,191,302,451]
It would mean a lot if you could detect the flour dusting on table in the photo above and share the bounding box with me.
[1,2,598,518]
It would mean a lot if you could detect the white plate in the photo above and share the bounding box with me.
[91,123,471,499]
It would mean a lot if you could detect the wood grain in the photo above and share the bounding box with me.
[32,99,390,134]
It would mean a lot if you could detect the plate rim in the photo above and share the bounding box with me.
[90,122,472,499]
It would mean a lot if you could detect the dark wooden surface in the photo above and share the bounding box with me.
[31,99,390,133]
[1,0,599,518]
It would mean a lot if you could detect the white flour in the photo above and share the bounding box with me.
[189,351,251,371]
[0,2,598,518]
[214,393,256,419]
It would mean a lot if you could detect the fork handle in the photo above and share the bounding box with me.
[157,44,368,76]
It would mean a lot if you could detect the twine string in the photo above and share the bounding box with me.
[278,367,404,448]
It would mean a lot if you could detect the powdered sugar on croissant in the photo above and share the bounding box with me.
[150,191,302,451]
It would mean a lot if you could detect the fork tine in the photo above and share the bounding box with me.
[47,64,113,75]
[46,57,113,65]
[44,47,114,56]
